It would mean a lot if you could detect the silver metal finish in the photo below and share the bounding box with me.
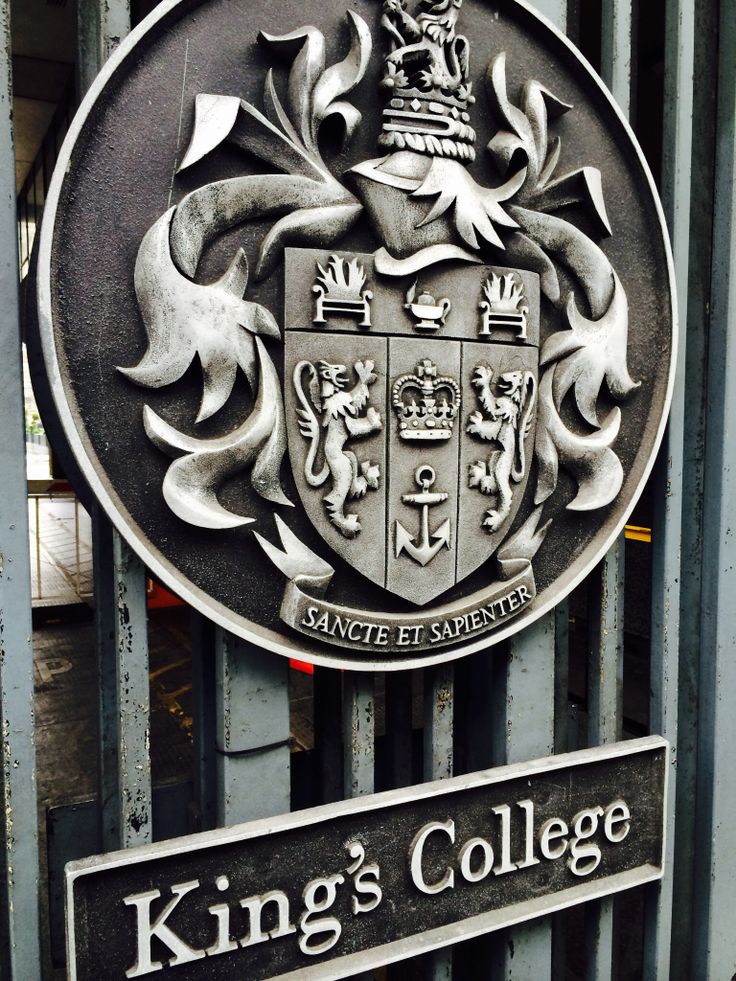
[36,0,676,671]
[0,1,41,973]
[9,0,736,976]
[65,737,669,981]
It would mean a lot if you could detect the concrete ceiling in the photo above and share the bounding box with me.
[12,0,77,192]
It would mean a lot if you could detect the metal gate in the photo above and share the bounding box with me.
[0,0,734,977]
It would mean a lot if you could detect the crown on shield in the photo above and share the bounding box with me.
[392,358,461,441]
[378,0,476,161]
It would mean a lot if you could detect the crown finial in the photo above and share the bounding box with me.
[379,0,476,161]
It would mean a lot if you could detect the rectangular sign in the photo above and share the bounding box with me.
[66,737,667,981]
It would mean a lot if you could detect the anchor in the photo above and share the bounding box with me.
[395,465,452,567]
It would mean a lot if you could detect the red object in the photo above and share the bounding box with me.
[289,658,314,675]
[146,578,185,609]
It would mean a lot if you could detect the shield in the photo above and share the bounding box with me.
[283,248,540,606]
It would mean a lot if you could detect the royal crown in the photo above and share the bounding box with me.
[392,358,461,441]
[378,0,476,161]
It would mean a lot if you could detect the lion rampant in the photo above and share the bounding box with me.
[466,365,537,532]
[381,0,470,95]
[293,359,382,538]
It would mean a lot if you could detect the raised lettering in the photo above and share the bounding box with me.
[604,800,631,843]
[300,606,319,629]
[124,880,205,978]
[459,837,494,883]
[240,890,296,947]
[347,620,365,642]
[374,625,390,646]
[206,875,237,957]
[515,799,540,870]
[567,806,604,876]
[539,817,568,860]
[299,875,345,955]
[492,805,517,875]
[409,820,455,895]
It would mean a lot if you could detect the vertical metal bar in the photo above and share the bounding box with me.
[385,670,414,789]
[424,664,453,981]
[343,672,375,798]
[600,0,632,116]
[587,544,624,750]
[79,0,147,854]
[214,631,290,825]
[533,0,568,30]
[583,545,624,981]
[581,3,634,972]
[190,611,217,832]
[314,666,343,804]
[666,0,713,974]
[691,1,736,974]
[423,664,453,782]
[553,601,569,754]
[486,0,565,967]
[92,506,119,849]
[492,619,556,980]
[643,0,695,973]
[341,673,376,981]
[77,0,130,96]
[0,1,41,974]
[112,533,152,847]
[489,6,566,975]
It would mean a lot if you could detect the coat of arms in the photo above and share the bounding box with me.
[39,0,675,666]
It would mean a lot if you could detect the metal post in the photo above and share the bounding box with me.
[343,672,375,798]
[77,0,156,854]
[214,631,290,825]
[664,0,712,974]
[314,666,343,804]
[691,0,736,973]
[487,4,567,974]
[385,670,414,789]
[582,4,633,973]
[643,0,695,974]
[0,1,41,974]
[190,611,217,831]
[424,664,453,981]
[112,533,152,846]
[92,506,120,849]
[533,0,567,30]
[492,620,556,980]
[586,543,625,980]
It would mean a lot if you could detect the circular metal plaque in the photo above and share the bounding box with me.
[37,0,675,669]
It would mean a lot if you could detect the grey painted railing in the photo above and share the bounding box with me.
[1,0,735,977]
